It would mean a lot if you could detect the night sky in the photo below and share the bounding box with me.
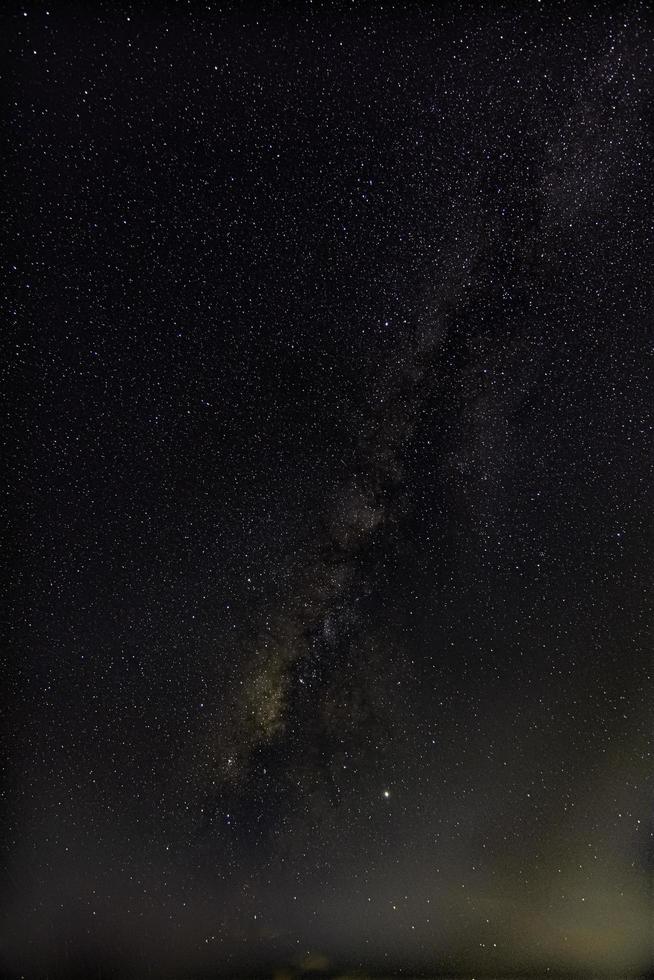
[3,3,653,978]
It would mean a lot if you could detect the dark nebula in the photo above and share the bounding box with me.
[3,3,652,979]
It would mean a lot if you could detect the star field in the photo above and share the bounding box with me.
[3,3,653,979]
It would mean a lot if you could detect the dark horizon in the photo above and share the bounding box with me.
[3,2,652,978]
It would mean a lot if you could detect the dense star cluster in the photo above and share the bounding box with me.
[3,3,652,979]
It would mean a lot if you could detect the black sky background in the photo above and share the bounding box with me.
[3,2,653,978]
